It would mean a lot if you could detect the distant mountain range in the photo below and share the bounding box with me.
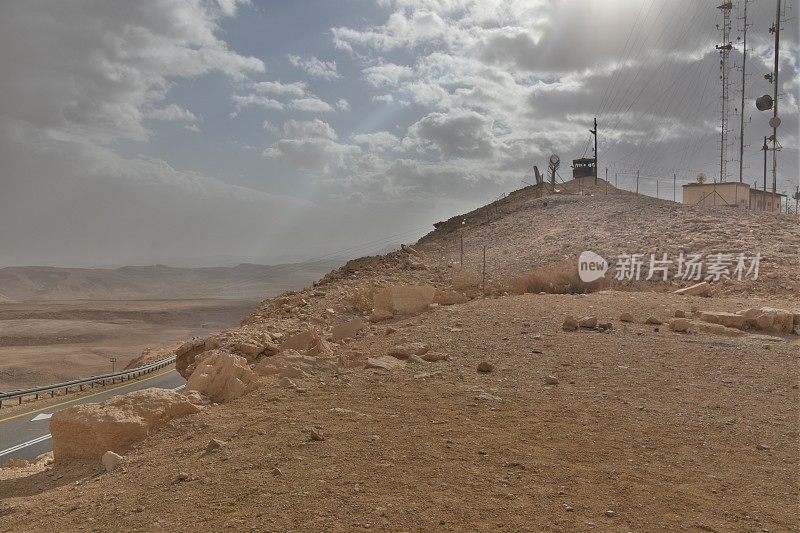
[0,261,344,301]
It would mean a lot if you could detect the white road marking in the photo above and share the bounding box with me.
[171,385,185,392]
[0,434,51,458]
[31,413,52,421]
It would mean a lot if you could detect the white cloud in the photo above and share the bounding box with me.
[264,119,359,172]
[336,98,351,111]
[288,54,340,80]
[283,119,338,140]
[351,131,400,152]
[408,109,496,159]
[290,97,335,112]
[364,63,414,86]
[145,104,198,123]
[184,124,201,133]
[373,94,395,103]
[232,94,285,110]
[253,81,308,97]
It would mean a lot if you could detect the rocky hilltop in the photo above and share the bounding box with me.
[1,180,798,532]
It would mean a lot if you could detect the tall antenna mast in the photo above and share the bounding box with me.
[738,0,750,183]
[716,2,734,183]
[770,0,782,211]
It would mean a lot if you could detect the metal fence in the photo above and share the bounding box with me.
[0,355,176,408]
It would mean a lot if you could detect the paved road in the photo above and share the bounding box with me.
[0,368,185,462]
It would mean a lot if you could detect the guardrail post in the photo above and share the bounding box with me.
[18,397,22,405]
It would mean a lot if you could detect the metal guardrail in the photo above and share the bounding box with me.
[0,355,176,408]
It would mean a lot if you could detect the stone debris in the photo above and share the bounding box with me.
[50,388,200,461]
[330,317,365,342]
[475,391,502,401]
[309,427,325,441]
[578,316,598,328]
[101,451,123,473]
[369,309,394,323]
[421,351,449,362]
[670,318,692,333]
[619,312,634,323]
[477,361,494,373]
[388,342,430,360]
[373,285,436,315]
[3,458,30,469]
[365,356,405,370]
[204,439,226,455]
[697,307,796,334]
[544,375,559,385]
[186,351,259,403]
[562,316,579,331]
[674,282,712,297]
[645,316,662,325]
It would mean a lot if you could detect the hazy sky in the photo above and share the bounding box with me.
[0,0,797,267]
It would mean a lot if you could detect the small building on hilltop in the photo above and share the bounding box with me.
[572,157,596,180]
[682,182,786,211]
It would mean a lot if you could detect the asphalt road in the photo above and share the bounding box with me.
[0,368,185,463]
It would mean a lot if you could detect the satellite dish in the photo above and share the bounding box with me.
[756,94,773,111]
[549,154,560,166]
[769,116,781,129]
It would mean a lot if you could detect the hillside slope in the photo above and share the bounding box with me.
[1,182,797,532]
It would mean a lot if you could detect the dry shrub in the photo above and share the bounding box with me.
[509,263,604,295]
[348,286,379,312]
[452,269,482,292]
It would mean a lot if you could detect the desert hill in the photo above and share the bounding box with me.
[1,179,798,532]
[0,260,343,301]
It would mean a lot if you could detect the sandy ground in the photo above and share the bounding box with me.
[0,300,256,390]
[1,290,796,532]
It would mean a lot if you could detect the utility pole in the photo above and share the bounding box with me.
[763,136,768,209]
[591,117,598,185]
[770,0,781,212]
[615,172,618,189]
[738,0,750,183]
[605,167,608,195]
[636,170,640,195]
[673,173,677,202]
[716,2,733,183]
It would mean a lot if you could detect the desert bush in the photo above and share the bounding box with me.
[509,263,604,295]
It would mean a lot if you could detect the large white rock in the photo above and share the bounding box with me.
[50,388,200,462]
[186,351,259,403]
[674,282,712,297]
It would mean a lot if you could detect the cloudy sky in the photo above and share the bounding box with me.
[0,0,797,267]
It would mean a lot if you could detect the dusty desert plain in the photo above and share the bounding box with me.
[0,299,256,391]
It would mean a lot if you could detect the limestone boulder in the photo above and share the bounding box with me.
[175,338,208,379]
[753,308,794,334]
[50,388,200,461]
[674,282,712,297]
[186,351,259,403]
[388,342,430,360]
[373,285,436,315]
[669,318,691,333]
[330,318,365,342]
[365,356,405,370]
[699,311,748,330]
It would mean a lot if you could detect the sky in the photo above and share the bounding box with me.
[0,0,797,267]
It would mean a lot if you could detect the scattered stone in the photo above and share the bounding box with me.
[101,451,123,472]
[699,311,747,330]
[674,281,712,297]
[50,388,200,462]
[204,438,226,455]
[388,342,430,359]
[477,361,494,373]
[544,375,559,385]
[271,467,283,476]
[413,371,443,379]
[33,452,54,467]
[277,376,298,388]
[604,510,616,518]
[309,427,325,441]
[475,392,502,401]
[674,310,687,318]
[697,322,746,337]
[669,318,691,333]
[421,351,449,362]
[578,316,598,328]
[562,316,579,331]
[176,472,190,482]
[2,458,29,469]
[645,316,662,325]
[330,318,365,342]
[369,309,394,323]
[365,356,405,371]
[619,312,634,323]
[756,444,770,451]
[753,308,794,334]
